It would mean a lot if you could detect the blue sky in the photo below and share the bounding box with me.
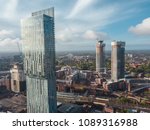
[0,0,150,52]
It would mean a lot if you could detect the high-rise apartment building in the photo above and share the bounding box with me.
[10,63,26,93]
[21,7,57,113]
[111,41,125,81]
[96,41,105,73]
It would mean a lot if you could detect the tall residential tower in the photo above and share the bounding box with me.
[111,41,125,81]
[96,41,105,73]
[21,7,57,113]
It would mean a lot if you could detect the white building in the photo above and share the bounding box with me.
[10,63,26,93]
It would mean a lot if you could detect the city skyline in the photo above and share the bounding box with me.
[0,0,150,52]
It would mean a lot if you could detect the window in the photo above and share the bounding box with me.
[13,80,17,86]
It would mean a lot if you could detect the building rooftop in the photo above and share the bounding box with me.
[111,41,125,47]
[0,94,26,113]
[58,103,85,113]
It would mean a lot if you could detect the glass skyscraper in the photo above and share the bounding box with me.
[21,7,57,113]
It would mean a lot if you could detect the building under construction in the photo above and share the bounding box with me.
[111,41,125,81]
[96,41,106,74]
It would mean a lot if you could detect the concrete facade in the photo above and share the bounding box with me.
[10,63,26,93]
[96,41,105,73]
[111,41,125,81]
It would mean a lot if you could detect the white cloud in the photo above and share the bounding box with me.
[0,38,20,46]
[3,0,18,19]
[83,30,109,40]
[56,28,109,43]
[0,30,13,38]
[0,38,21,52]
[0,0,149,51]
[129,17,150,36]
[67,0,94,18]
[56,28,74,42]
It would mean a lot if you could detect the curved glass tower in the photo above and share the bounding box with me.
[21,7,57,113]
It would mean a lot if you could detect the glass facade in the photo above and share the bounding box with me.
[21,8,57,113]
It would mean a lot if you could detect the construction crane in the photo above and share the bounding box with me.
[16,40,23,62]
[16,41,21,54]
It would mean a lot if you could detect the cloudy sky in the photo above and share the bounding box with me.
[0,0,150,52]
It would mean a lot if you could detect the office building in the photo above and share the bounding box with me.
[96,41,105,73]
[21,7,57,113]
[111,41,125,81]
